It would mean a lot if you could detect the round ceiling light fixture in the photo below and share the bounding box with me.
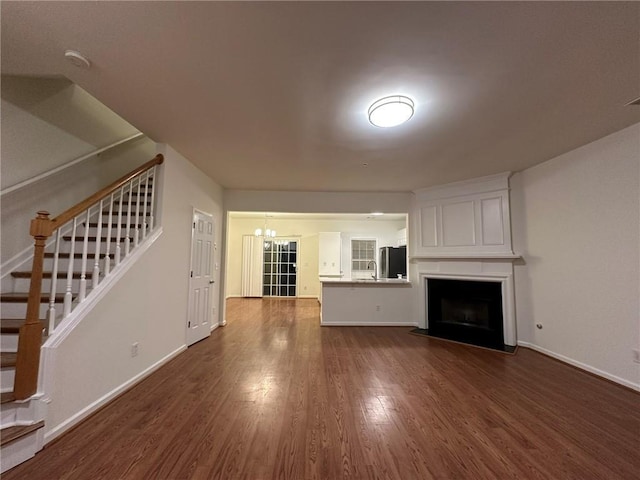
[368,95,414,128]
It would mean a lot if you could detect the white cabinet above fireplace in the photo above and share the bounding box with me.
[411,172,515,258]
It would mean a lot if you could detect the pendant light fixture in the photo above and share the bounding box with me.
[254,215,276,238]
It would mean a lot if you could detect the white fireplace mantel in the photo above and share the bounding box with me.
[411,172,515,258]
[410,173,519,346]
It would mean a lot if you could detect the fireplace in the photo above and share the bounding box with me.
[427,278,509,351]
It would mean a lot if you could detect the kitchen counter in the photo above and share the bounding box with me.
[319,276,410,285]
[319,277,415,326]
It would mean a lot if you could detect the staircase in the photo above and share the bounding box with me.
[0,155,163,472]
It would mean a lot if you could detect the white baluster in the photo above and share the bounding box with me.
[115,186,124,265]
[149,166,157,231]
[141,171,150,239]
[63,218,77,318]
[93,200,103,289]
[47,229,62,334]
[125,180,133,256]
[104,193,114,276]
[79,209,90,302]
[134,177,141,248]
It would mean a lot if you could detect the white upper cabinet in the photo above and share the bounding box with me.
[411,173,515,257]
[318,232,342,276]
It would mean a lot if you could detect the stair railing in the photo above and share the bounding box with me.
[13,154,164,400]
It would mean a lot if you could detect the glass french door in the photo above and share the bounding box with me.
[263,239,298,297]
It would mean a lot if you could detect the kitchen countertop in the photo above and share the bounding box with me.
[319,277,411,285]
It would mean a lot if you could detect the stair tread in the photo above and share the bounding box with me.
[11,271,95,279]
[114,201,152,205]
[102,211,152,215]
[1,319,29,334]
[1,391,16,404]
[63,236,126,242]
[44,252,107,259]
[0,421,45,447]
[87,223,142,228]
[1,292,67,303]
[1,352,17,367]
[11,271,93,279]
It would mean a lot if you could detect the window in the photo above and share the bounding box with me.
[351,239,376,277]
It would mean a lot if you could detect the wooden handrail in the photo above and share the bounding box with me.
[51,154,164,231]
[12,154,163,400]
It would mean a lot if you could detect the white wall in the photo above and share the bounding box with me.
[1,138,156,265]
[224,190,412,214]
[226,217,405,298]
[44,145,225,440]
[1,75,153,264]
[1,75,140,189]
[511,123,640,389]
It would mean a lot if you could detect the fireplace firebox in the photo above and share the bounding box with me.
[427,278,506,350]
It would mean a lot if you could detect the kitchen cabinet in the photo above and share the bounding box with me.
[318,232,342,277]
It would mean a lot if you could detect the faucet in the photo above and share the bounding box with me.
[367,260,378,280]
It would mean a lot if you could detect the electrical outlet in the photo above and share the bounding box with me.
[212,306,216,315]
[633,349,640,364]
[131,342,139,357]
[376,305,381,312]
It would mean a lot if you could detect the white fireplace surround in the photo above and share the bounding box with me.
[418,263,517,346]
[410,172,519,346]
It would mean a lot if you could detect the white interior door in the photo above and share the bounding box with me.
[187,210,215,346]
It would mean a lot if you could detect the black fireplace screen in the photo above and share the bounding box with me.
[427,278,504,348]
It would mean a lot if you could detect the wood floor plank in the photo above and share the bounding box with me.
[4,297,639,479]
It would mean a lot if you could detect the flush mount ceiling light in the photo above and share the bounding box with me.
[64,50,91,68]
[368,95,414,128]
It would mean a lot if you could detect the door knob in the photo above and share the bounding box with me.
[209,280,215,284]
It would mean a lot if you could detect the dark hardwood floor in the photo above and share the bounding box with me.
[5,298,639,479]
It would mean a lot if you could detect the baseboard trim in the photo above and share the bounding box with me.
[321,322,419,327]
[517,341,640,392]
[44,344,187,444]
[297,295,319,299]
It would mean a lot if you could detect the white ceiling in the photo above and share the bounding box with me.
[2,2,639,192]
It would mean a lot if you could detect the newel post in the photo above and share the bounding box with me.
[14,211,53,399]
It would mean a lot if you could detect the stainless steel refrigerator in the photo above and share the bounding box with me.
[380,246,407,278]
